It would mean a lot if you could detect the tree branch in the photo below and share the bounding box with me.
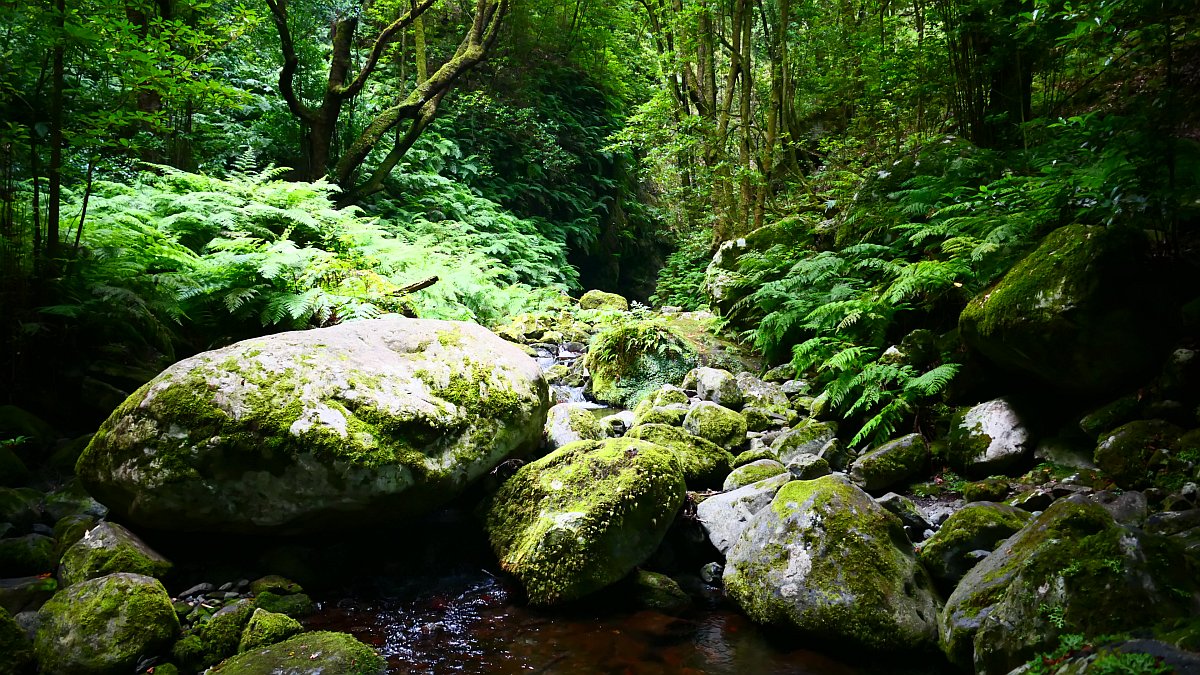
[264,0,317,123]
[338,0,440,99]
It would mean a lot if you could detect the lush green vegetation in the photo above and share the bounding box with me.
[1,0,1197,448]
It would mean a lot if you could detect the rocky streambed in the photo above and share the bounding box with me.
[3,288,1200,674]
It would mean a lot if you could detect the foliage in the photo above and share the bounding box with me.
[650,226,710,310]
[1023,634,1173,675]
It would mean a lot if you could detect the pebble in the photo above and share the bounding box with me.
[180,582,214,597]
[218,581,234,591]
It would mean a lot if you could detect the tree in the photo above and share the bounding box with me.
[263,0,509,203]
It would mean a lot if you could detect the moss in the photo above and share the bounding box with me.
[1094,419,1183,490]
[173,599,257,671]
[0,534,55,576]
[238,608,303,652]
[248,575,303,596]
[724,460,787,491]
[253,591,313,618]
[732,448,776,467]
[962,478,1010,502]
[486,438,686,605]
[0,606,35,674]
[682,402,748,450]
[1079,396,1142,439]
[627,570,691,612]
[210,631,384,674]
[724,476,936,652]
[626,423,734,489]
[586,319,699,408]
[579,290,629,311]
[34,573,180,674]
[917,502,1029,588]
[849,433,929,492]
[58,522,172,587]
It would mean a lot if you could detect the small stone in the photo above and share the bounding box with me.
[180,582,215,598]
[218,582,234,592]
[700,562,723,585]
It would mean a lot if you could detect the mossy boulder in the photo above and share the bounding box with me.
[732,448,776,468]
[787,454,832,480]
[0,575,58,614]
[735,372,792,419]
[770,422,837,464]
[682,367,743,409]
[939,497,1200,674]
[247,575,303,596]
[173,598,257,671]
[253,591,313,618]
[579,290,629,312]
[696,473,792,555]
[0,534,55,577]
[34,572,180,674]
[486,438,686,605]
[1093,419,1183,490]
[1079,396,1143,439]
[723,459,788,491]
[586,320,699,408]
[682,402,747,450]
[946,398,1033,476]
[849,433,930,493]
[626,423,734,489]
[209,631,384,675]
[961,478,1010,503]
[959,224,1167,393]
[77,318,548,535]
[0,487,45,530]
[724,476,940,652]
[631,387,691,427]
[237,608,302,653]
[917,501,1029,592]
[58,521,171,587]
[0,606,35,674]
[627,570,692,612]
[544,402,606,452]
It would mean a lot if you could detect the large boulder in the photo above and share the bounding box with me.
[1093,419,1183,490]
[724,476,940,651]
[586,320,699,408]
[735,372,794,429]
[959,224,1166,393]
[940,497,1200,674]
[486,438,686,605]
[625,423,734,489]
[210,631,384,674]
[578,290,629,312]
[544,403,605,452]
[77,318,548,535]
[58,521,171,587]
[946,398,1033,476]
[771,422,837,465]
[0,534,55,577]
[34,572,180,674]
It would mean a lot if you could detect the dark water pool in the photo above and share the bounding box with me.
[305,565,860,675]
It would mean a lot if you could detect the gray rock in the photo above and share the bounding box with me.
[1090,490,1148,526]
[0,575,58,614]
[735,373,791,415]
[947,398,1033,475]
[77,318,549,535]
[722,459,788,492]
[875,493,931,535]
[724,476,940,651]
[787,455,831,480]
[916,501,1030,592]
[849,433,929,492]
[34,573,180,674]
[545,402,605,451]
[683,367,743,409]
[598,410,636,438]
[695,473,791,555]
[771,422,837,464]
[58,521,172,587]
[682,401,748,450]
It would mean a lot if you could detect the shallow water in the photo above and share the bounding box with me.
[305,565,860,675]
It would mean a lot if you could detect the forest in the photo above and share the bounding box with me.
[1,0,1199,672]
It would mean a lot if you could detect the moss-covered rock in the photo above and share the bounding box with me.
[0,606,35,674]
[961,478,1010,503]
[682,367,743,409]
[486,438,686,605]
[849,433,929,493]
[682,402,747,450]
[1079,396,1143,439]
[173,599,257,671]
[917,501,1029,592]
[247,575,303,596]
[76,318,548,535]
[34,572,180,674]
[0,445,30,488]
[1094,419,1183,490]
[57,521,171,587]
[209,631,384,674]
[724,476,940,652]
[940,497,1200,673]
[946,398,1033,476]
[0,534,55,577]
[631,399,688,427]
[735,372,793,422]
[770,421,837,464]
[786,454,832,480]
[579,290,629,312]
[959,224,1167,393]
[253,591,313,618]
[732,448,776,468]
[723,459,787,491]
[544,402,606,451]
[586,320,699,408]
[0,487,45,530]
[238,608,303,653]
[626,423,734,489]
[626,570,692,612]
